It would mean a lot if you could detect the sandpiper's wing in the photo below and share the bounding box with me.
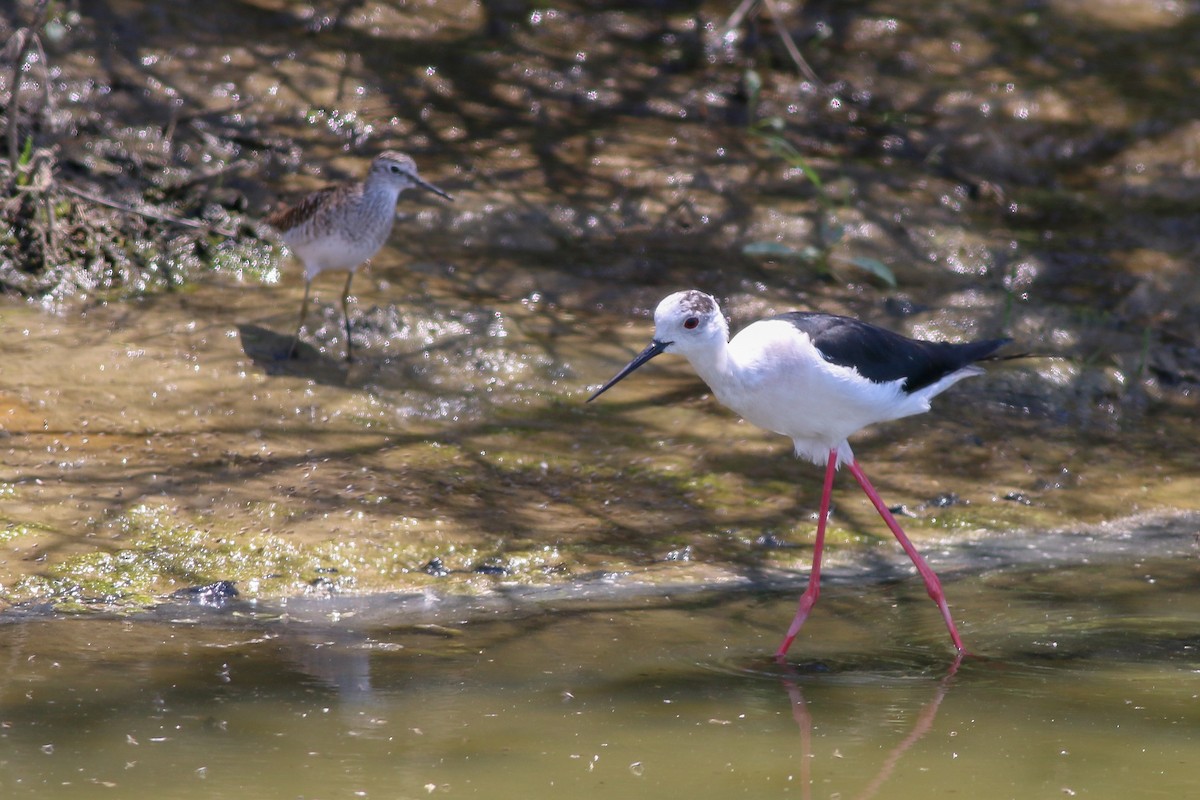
[265,184,342,233]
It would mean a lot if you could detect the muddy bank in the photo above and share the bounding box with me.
[0,0,1197,612]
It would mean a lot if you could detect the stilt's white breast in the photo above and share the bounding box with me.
[715,320,905,457]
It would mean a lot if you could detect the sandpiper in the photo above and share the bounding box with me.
[590,290,1014,657]
[266,151,452,361]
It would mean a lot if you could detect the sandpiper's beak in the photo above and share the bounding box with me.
[417,176,453,201]
[587,339,670,402]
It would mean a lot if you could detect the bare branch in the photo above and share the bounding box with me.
[722,0,824,88]
[60,182,238,238]
[761,0,823,87]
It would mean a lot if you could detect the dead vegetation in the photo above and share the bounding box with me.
[0,0,279,302]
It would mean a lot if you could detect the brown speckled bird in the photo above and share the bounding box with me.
[266,151,452,361]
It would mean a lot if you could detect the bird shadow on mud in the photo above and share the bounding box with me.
[236,323,355,386]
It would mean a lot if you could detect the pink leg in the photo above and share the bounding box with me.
[775,448,838,659]
[845,460,966,654]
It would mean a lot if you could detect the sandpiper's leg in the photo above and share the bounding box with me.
[341,268,356,362]
[289,276,313,359]
[776,448,839,659]
[845,460,967,654]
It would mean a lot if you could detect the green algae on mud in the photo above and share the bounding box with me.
[1,503,572,612]
[7,504,356,610]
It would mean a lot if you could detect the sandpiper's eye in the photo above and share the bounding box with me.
[389,165,401,173]
[683,316,700,330]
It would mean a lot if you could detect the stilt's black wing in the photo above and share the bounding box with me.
[771,312,1011,393]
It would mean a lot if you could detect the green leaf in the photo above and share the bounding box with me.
[742,241,823,263]
[15,135,34,187]
[845,255,897,287]
[742,241,799,257]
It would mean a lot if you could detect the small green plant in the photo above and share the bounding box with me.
[751,117,827,200]
[15,134,35,187]
[743,117,897,287]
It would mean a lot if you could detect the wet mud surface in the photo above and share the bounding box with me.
[0,0,1198,613]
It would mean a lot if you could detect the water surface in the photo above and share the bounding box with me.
[2,535,1197,799]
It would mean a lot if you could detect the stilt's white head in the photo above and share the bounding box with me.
[650,290,730,357]
[587,289,729,402]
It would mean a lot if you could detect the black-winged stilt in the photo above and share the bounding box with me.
[589,290,1012,657]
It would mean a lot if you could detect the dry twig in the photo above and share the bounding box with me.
[724,0,823,87]
[60,182,238,238]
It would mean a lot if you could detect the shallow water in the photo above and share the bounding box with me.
[2,538,1198,799]
[0,278,1195,609]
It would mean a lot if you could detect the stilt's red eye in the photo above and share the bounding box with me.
[683,316,700,330]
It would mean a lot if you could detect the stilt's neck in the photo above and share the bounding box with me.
[681,338,732,394]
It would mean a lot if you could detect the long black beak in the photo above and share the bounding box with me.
[418,177,453,201]
[587,339,670,402]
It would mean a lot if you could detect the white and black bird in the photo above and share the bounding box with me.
[589,290,1013,657]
